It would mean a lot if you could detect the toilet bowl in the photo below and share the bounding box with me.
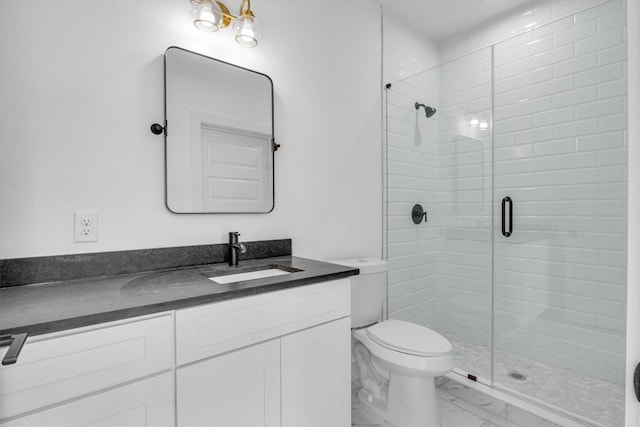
[353,319,453,427]
[330,259,454,427]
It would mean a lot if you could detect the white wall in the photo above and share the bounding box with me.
[382,11,439,83]
[0,0,383,260]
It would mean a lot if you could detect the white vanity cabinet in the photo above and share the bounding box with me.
[0,277,352,427]
[0,314,174,426]
[175,278,351,427]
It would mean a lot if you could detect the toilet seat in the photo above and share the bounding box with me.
[366,319,452,357]
[353,324,454,377]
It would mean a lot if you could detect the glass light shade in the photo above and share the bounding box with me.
[233,14,261,47]
[191,0,223,32]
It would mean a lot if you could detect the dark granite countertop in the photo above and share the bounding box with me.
[0,256,358,337]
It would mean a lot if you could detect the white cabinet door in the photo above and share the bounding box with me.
[176,339,280,427]
[281,317,351,427]
[0,373,174,427]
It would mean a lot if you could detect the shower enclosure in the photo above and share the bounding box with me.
[385,1,627,426]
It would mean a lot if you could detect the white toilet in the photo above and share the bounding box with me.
[332,258,454,427]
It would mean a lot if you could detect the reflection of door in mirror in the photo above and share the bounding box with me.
[165,47,274,213]
[191,115,272,212]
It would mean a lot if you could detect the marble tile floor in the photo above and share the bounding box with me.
[443,334,624,427]
[352,378,562,427]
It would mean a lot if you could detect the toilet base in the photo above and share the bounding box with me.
[387,373,440,427]
[357,388,388,423]
[356,374,441,427]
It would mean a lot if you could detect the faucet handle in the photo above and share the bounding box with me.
[238,243,247,254]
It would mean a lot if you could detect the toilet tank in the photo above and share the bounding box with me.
[330,258,388,328]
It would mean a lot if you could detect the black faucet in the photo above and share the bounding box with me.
[228,232,247,266]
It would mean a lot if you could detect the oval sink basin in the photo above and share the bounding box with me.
[208,268,291,284]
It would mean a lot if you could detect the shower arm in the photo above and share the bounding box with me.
[415,102,437,118]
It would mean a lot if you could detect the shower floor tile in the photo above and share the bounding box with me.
[444,334,624,427]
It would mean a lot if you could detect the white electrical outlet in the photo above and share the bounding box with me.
[74,211,99,242]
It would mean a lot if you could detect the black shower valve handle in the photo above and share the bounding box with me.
[412,204,427,224]
[150,122,166,135]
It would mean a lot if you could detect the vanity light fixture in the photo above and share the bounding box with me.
[190,0,262,48]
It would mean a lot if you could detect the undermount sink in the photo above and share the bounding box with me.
[207,266,296,284]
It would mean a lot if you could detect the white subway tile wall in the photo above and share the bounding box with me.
[386,0,627,399]
[387,65,441,329]
[439,0,611,64]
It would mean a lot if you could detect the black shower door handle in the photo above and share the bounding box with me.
[502,196,513,237]
[635,363,640,401]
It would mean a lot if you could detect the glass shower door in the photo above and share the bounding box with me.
[386,67,445,362]
[436,47,493,382]
[492,2,627,425]
[386,47,494,383]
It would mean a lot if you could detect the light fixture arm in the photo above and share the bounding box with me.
[216,1,235,29]
[239,0,255,17]
[213,0,255,28]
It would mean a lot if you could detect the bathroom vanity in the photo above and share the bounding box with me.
[0,244,357,427]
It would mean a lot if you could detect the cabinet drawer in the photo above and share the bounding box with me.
[176,278,350,365]
[0,314,173,420]
[0,372,174,427]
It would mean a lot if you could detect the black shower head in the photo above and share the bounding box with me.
[424,106,436,118]
[415,102,437,118]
